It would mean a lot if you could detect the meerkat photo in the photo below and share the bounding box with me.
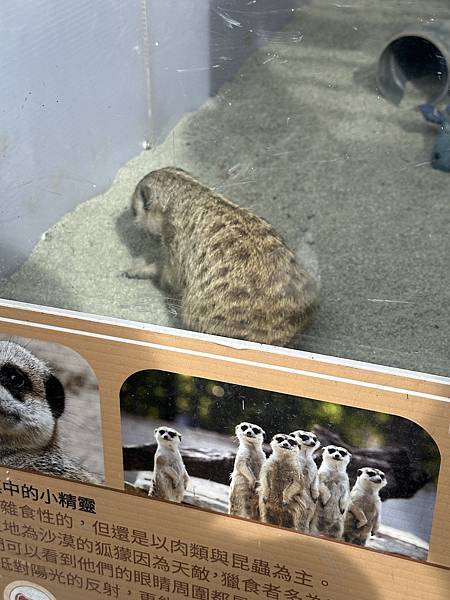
[0,341,98,484]
[259,433,308,529]
[344,467,387,546]
[229,421,266,520]
[310,445,351,540]
[150,426,189,503]
[125,167,318,346]
[290,429,321,532]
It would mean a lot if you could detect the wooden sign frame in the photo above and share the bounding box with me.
[0,299,448,600]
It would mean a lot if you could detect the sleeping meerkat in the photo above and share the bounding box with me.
[150,426,189,503]
[311,445,351,540]
[258,434,307,529]
[229,422,266,520]
[0,341,98,483]
[290,429,320,532]
[125,167,318,346]
[344,467,387,546]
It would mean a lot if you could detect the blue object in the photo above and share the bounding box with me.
[419,103,450,172]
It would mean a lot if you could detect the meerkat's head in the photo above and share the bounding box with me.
[235,422,265,446]
[0,342,65,452]
[355,467,387,491]
[154,426,182,449]
[270,433,300,457]
[131,167,191,234]
[321,445,351,470]
[290,430,320,455]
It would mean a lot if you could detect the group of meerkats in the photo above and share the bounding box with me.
[149,422,387,547]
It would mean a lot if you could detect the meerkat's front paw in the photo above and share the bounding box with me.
[123,260,158,280]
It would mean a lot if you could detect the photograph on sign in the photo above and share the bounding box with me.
[121,370,440,561]
[0,334,104,486]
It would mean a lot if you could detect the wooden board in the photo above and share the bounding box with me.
[0,299,448,600]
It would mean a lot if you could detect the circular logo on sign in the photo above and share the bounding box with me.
[3,582,56,600]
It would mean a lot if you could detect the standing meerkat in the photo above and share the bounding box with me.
[0,341,98,484]
[125,167,318,346]
[344,467,387,546]
[290,429,321,532]
[150,426,189,503]
[311,445,351,540]
[229,422,266,520]
[259,434,307,529]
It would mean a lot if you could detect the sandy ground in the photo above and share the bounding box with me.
[0,335,104,480]
[1,0,449,375]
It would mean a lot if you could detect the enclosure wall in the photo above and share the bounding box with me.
[0,0,149,278]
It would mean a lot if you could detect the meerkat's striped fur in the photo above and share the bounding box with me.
[126,167,318,346]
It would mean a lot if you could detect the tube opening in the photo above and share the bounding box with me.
[378,35,448,106]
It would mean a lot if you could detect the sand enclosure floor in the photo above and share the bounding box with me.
[2,0,449,376]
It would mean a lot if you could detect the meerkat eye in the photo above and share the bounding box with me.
[357,469,363,477]
[158,429,166,435]
[9,372,26,389]
[366,470,376,477]
[300,434,309,441]
[312,435,317,441]
[338,449,347,457]
[328,446,335,452]
[168,431,177,438]
[2,366,27,391]
[288,438,297,447]
[252,427,261,434]
[274,435,284,443]
[241,424,248,431]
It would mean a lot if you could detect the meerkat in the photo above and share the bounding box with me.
[310,445,351,540]
[0,341,98,484]
[125,167,318,346]
[344,467,387,546]
[259,434,307,529]
[290,429,320,532]
[150,426,189,503]
[229,422,266,520]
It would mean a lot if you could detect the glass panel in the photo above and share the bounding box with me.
[1,1,448,376]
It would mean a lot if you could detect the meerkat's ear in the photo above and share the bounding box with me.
[44,374,65,419]
[357,469,363,477]
[177,433,182,441]
[140,184,153,211]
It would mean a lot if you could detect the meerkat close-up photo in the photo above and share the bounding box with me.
[125,167,319,346]
[259,433,307,529]
[0,341,99,484]
[344,467,387,546]
[311,445,351,540]
[229,421,266,520]
[290,429,321,532]
[149,426,189,503]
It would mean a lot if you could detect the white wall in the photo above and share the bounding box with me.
[0,0,149,278]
